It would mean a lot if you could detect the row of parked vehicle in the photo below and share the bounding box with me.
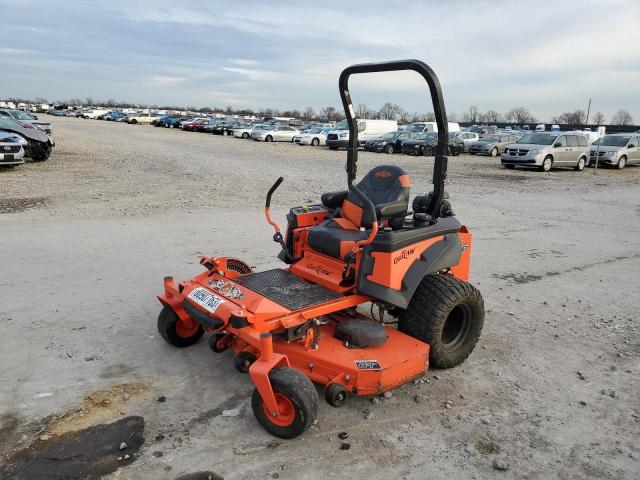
[0,108,55,168]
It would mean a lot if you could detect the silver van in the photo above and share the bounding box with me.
[589,134,640,169]
[501,132,589,172]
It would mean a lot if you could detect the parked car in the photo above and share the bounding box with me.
[468,133,520,156]
[182,118,210,131]
[234,124,268,139]
[326,119,397,149]
[589,134,640,169]
[0,109,52,134]
[293,127,332,146]
[83,109,111,119]
[456,131,480,152]
[211,121,240,135]
[403,121,461,134]
[501,132,589,171]
[0,116,54,161]
[401,132,439,155]
[0,131,25,168]
[102,111,126,121]
[401,132,465,156]
[252,125,300,142]
[155,114,188,128]
[200,119,220,133]
[364,131,414,154]
[127,113,157,125]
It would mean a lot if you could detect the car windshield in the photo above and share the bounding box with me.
[334,120,348,130]
[405,123,426,132]
[9,110,35,120]
[592,136,631,147]
[517,133,558,145]
[0,117,22,129]
[417,133,438,140]
[448,133,458,139]
[481,135,502,142]
[380,131,398,140]
[307,127,323,134]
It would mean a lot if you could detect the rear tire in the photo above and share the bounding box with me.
[398,274,484,368]
[157,306,204,348]
[575,157,586,171]
[490,147,498,157]
[265,135,273,142]
[242,132,249,139]
[423,146,433,156]
[384,144,394,154]
[311,138,320,146]
[251,367,318,439]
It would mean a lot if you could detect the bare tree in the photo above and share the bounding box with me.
[302,106,315,121]
[379,102,403,120]
[592,112,605,124]
[320,106,337,121]
[447,112,457,122]
[611,109,633,125]
[425,112,436,122]
[484,110,501,123]
[551,110,585,124]
[505,107,534,123]
[461,105,479,123]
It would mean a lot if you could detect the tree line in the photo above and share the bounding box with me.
[3,96,635,125]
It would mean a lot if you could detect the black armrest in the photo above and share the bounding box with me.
[321,190,348,209]
[376,201,408,219]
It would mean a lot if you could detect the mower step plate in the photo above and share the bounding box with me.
[235,269,342,311]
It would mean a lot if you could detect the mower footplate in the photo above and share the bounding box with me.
[235,269,342,310]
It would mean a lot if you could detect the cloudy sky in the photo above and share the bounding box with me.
[1,0,638,122]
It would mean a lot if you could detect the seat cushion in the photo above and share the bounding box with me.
[307,218,369,259]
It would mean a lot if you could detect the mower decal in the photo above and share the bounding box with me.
[187,287,225,313]
[355,360,381,370]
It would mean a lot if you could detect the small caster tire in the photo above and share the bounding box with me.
[234,351,256,373]
[208,332,228,353]
[157,306,203,348]
[325,383,348,408]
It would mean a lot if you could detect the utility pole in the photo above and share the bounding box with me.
[585,98,592,129]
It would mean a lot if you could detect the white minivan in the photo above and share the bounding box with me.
[326,119,397,149]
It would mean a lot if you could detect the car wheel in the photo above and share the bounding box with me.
[384,144,394,154]
[265,135,273,142]
[311,138,319,147]
[130,119,137,124]
[575,157,586,171]
[617,156,627,169]
[242,132,249,139]
[223,130,228,136]
[423,146,433,156]
[30,143,52,162]
[540,155,553,172]
[490,147,498,157]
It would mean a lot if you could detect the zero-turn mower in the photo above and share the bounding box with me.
[157,60,484,438]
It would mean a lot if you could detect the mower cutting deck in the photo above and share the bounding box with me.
[157,59,484,438]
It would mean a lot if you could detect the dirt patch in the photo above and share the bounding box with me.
[475,439,501,454]
[493,272,542,284]
[46,381,149,437]
[0,197,48,214]
[174,472,224,480]
[0,416,145,480]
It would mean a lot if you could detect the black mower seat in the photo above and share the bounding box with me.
[308,165,410,260]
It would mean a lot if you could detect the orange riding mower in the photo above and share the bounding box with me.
[157,60,484,438]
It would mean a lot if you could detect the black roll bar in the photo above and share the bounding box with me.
[338,59,448,218]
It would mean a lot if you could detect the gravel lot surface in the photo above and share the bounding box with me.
[1,116,639,479]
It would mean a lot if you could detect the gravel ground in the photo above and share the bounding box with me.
[1,116,639,480]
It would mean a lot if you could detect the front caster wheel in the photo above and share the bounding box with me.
[251,367,319,439]
[208,332,228,353]
[324,383,348,408]
[157,306,204,348]
[234,351,256,373]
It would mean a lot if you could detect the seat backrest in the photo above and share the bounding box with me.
[341,165,410,228]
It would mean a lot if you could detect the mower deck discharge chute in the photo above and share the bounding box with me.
[157,59,485,438]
